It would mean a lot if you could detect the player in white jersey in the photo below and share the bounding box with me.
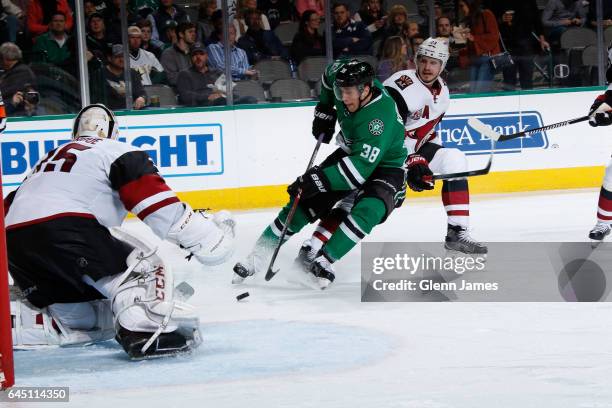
[586,45,612,242]
[7,104,235,359]
[296,38,486,268]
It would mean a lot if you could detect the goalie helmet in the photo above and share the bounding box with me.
[416,37,449,72]
[72,103,119,140]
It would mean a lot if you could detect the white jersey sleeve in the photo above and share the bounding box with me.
[383,70,450,154]
[5,137,183,239]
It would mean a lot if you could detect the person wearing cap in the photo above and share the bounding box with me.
[176,42,257,107]
[161,18,179,49]
[86,12,113,64]
[31,11,73,71]
[128,25,165,85]
[90,43,147,111]
[160,21,196,86]
[154,0,189,43]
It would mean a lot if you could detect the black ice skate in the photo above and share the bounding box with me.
[589,222,611,242]
[115,327,198,360]
[309,252,336,290]
[232,262,255,284]
[445,224,488,255]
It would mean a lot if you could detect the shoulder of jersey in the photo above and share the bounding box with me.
[383,70,421,93]
[75,137,139,158]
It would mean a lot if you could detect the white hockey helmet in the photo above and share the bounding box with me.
[72,103,119,140]
[416,37,450,73]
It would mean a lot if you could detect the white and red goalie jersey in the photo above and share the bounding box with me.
[5,136,181,238]
[383,69,450,154]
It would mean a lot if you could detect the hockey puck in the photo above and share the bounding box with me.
[236,292,250,301]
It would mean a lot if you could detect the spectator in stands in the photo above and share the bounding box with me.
[458,0,499,93]
[403,21,419,42]
[258,0,293,30]
[0,1,23,44]
[290,9,325,64]
[162,19,179,48]
[27,0,74,40]
[207,24,258,80]
[436,15,465,70]
[32,12,73,70]
[353,0,387,41]
[237,9,288,64]
[130,0,162,43]
[91,44,146,110]
[86,12,113,64]
[197,0,217,43]
[84,0,112,20]
[138,19,164,59]
[332,2,373,58]
[0,42,36,104]
[296,0,324,17]
[105,0,139,43]
[177,42,257,106]
[5,83,45,117]
[377,36,412,82]
[378,5,408,55]
[128,25,166,85]
[206,9,223,45]
[541,0,588,45]
[588,0,612,28]
[233,0,271,41]
[494,1,550,91]
[154,0,189,43]
[160,21,196,86]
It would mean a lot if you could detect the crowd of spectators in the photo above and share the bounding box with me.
[0,0,608,117]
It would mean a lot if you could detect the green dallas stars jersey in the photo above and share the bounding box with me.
[319,60,408,191]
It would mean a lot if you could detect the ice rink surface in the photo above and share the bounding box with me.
[11,189,612,408]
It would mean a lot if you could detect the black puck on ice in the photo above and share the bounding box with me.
[236,292,250,301]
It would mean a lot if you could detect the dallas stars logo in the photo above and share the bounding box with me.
[368,119,384,136]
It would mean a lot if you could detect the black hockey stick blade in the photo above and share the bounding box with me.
[265,133,326,282]
[432,153,493,180]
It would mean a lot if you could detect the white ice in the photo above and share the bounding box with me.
[10,189,612,408]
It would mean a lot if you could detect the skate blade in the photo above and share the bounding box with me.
[128,348,194,361]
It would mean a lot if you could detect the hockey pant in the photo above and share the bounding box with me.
[596,158,612,223]
[256,164,406,262]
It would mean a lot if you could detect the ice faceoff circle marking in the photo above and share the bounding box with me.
[14,320,393,391]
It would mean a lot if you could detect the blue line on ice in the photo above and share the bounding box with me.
[14,320,392,391]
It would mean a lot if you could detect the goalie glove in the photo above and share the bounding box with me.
[312,102,337,143]
[287,166,331,200]
[166,204,236,266]
[406,154,434,192]
[589,93,612,127]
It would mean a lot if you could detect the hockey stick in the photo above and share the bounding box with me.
[467,115,589,143]
[431,119,497,181]
[265,133,326,281]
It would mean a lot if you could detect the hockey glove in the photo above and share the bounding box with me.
[589,93,612,127]
[287,166,331,200]
[406,154,434,192]
[312,102,337,143]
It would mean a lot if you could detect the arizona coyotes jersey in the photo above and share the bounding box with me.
[5,136,182,238]
[383,69,450,154]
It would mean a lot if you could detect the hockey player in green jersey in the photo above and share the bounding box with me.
[232,59,410,289]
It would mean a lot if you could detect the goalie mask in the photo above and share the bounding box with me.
[72,103,119,140]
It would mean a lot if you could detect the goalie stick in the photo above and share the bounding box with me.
[265,133,326,281]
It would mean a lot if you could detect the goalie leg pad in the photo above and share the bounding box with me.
[88,229,202,357]
[11,297,115,348]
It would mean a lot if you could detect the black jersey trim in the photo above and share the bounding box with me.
[109,150,160,191]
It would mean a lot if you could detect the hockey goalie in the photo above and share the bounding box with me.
[6,104,236,359]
